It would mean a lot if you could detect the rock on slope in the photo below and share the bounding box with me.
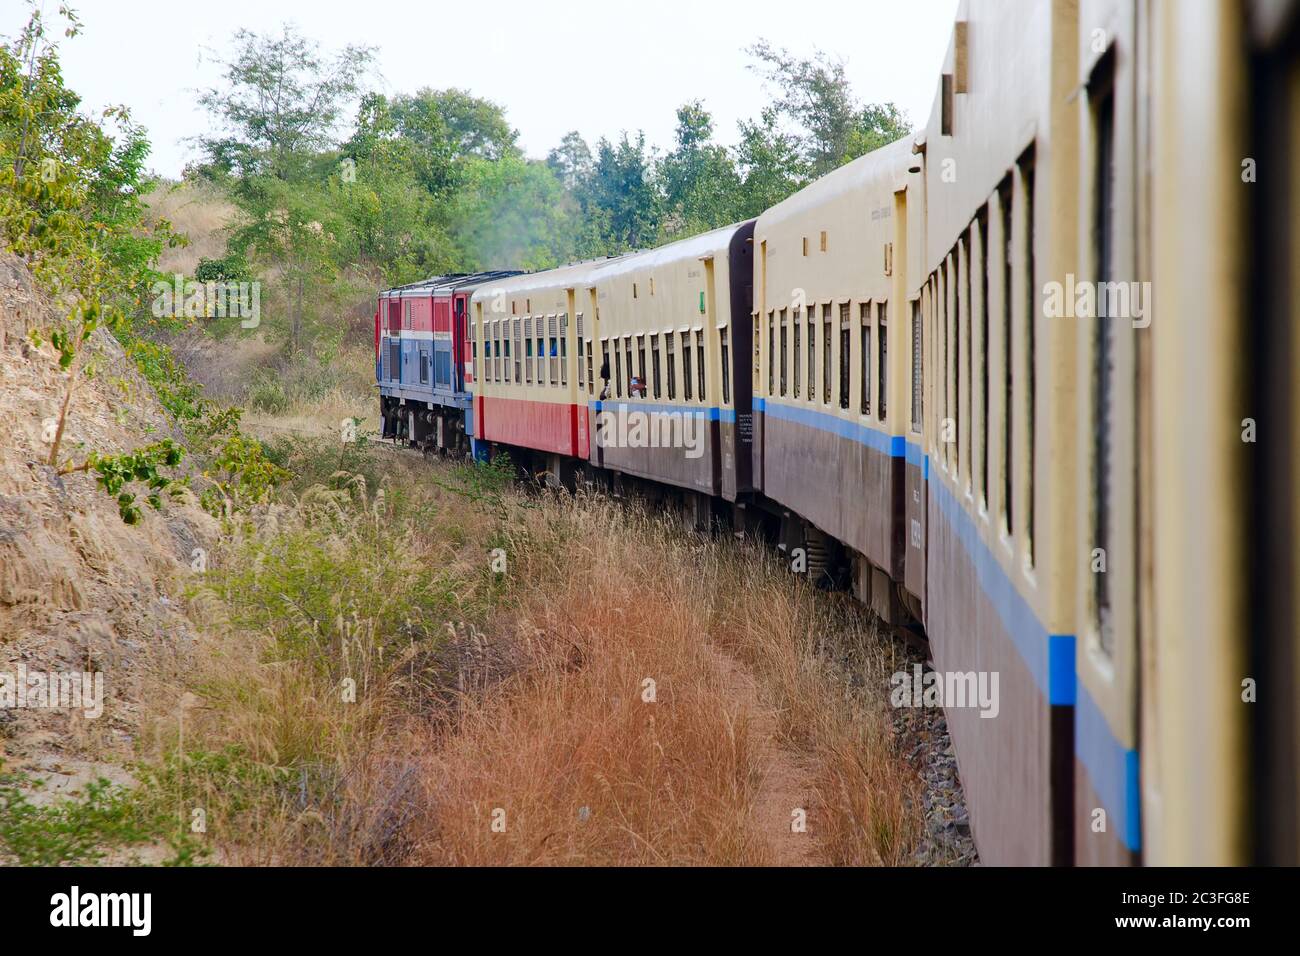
[0,252,217,793]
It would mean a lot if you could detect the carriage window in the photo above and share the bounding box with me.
[695,330,705,402]
[419,349,429,385]
[860,303,871,415]
[538,323,547,385]
[978,206,990,505]
[807,309,816,401]
[779,309,788,397]
[1021,146,1037,564]
[559,314,568,387]
[963,234,973,484]
[793,309,802,398]
[683,331,694,401]
[586,339,594,395]
[955,246,963,479]
[651,334,662,399]
[667,333,677,400]
[838,303,850,409]
[720,327,731,404]
[822,304,831,406]
[577,334,585,388]
[615,346,623,398]
[911,299,923,433]
[637,335,647,386]
[525,318,534,383]
[767,313,774,396]
[625,338,634,396]
[940,260,949,464]
[999,174,1014,534]
[1090,51,1116,654]
[877,303,888,420]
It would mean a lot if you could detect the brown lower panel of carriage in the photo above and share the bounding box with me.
[591,413,721,496]
[756,410,902,576]
[904,459,927,613]
[720,420,737,501]
[1074,765,1139,866]
[926,488,1062,866]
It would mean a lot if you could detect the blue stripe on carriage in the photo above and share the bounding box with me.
[759,399,903,457]
[1076,682,1142,850]
[929,475,1080,712]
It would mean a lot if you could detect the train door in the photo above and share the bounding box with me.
[454,294,468,391]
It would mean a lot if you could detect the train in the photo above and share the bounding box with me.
[374,0,1300,866]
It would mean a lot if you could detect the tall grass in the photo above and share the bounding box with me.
[409,491,921,865]
[140,446,921,865]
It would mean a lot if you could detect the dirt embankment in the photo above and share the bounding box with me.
[0,253,216,795]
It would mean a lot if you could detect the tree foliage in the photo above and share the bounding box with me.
[176,26,914,360]
[746,40,911,179]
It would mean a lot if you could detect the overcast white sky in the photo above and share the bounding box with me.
[2,0,959,178]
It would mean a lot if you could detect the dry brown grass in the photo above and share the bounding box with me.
[145,180,239,277]
[146,443,921,866]
[408,490,922,866]
[412,500,773,865]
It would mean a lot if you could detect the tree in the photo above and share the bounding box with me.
[733,107,808,218]
[195,24,375,183]
[546,131,592,191]
[338,93,455,284]
[194,24,377,354]
[1,4,188,518]
[579,132,660,253]
[449,155,574,270]
[844,102,912,162]
[747,40,910,177]
[390,88,518,164]
[657,102,741,240]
